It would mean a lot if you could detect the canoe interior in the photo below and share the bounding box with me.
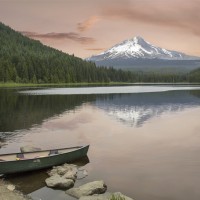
[0,146,82,162]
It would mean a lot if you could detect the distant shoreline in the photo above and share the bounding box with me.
[0,82,200,88]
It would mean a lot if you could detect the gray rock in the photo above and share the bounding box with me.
[47,164,78,181]
[55,166,69,176]
[79,192,134,200]
[20,145,41,153]
[45,174,74,189]
[79,193,111,200]
[57,166,69,176]
[63,168,77,181]
[7,184,15,191]
[47,168,58,176]
[66,180,107,199]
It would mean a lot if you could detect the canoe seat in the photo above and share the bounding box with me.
[16,153,25,160]
[48,149,59,155]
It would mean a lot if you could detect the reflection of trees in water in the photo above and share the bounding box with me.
[190,90,200,98]
[95,90,200,127]
[1,88,200,136]
[0,89,96,133]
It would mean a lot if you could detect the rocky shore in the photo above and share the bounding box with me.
[0,179,31,200]
[0,162,134,200]
[45,163,134,200]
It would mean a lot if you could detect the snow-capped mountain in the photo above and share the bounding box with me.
[87,36,200,71]
[88,36,198,61]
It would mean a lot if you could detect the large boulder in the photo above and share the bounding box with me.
[63,168,78,181]
[45,164,78,189]
[79,192,134,200]
[48,164,78,181]
[79,193,111,200]
[66,180,107,199]
[20,145,41,153]
[45,174,74,189]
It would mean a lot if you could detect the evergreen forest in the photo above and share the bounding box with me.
[0,22,200,84]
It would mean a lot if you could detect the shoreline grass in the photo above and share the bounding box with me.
[0,82,200,88]
[0,82,131,88]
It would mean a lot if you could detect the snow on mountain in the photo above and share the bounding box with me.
[87,36,199,61]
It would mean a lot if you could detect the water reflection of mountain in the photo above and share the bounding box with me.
[1,88,200,135]
[0,89,96,133]
[94,90,200,127]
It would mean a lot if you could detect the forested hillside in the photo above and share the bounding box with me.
[0,22,200,84]
[0,22,137,83]
[189,68,200,82]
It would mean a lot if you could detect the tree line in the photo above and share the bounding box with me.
[0,22,199,84]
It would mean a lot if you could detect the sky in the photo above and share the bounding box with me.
[0,0,200,58]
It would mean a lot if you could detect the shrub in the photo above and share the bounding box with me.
[110,194,126,200]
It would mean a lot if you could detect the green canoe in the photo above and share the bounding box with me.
[0,145,89,174]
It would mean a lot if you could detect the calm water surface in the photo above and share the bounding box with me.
[1,86,200,200]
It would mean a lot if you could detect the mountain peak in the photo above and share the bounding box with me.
[132,36,145,43]
[120,36,147,46]
[88,36,200,61]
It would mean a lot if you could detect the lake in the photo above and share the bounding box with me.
[1,85,200,200]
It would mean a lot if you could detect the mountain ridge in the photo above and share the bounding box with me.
[87,36,200,72]
[1,22,200,83]
[88,36,200,61]
[0,22,139,83]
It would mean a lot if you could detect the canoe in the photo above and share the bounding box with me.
[0,145,89,174]
[6,156,89,194]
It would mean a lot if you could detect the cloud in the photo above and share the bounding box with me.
[115,0,200,35]
[21,31,96,45]
[74,0,200,37]
[77,16,101,32]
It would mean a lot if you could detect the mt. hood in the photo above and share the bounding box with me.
[87,36,200,71]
